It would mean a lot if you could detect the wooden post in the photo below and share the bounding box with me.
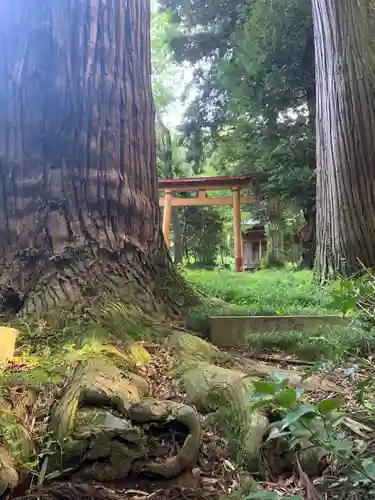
[232,188,243,272]
[162,190,173,247]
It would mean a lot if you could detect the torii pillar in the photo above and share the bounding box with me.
[162,190,173,247]
[232,187,242,272]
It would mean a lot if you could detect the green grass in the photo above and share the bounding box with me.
[245,324,375,360]
[184,268,375,360]
[184,268,332,316]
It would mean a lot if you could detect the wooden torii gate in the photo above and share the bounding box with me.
[159,175,255,272]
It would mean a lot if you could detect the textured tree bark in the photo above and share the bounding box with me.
[155,112,183,265]
[266,199,284,266]
[172,207,184,265]
[313,0,375,277]
[300,83,317,270]
[0,0,187,314]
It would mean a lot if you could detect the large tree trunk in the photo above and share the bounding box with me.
[0,0,184,314]
[313,0,375,277]
[300,74,317,271]
[155,110,184,264]
[172,207,184,265]
[266,199,284,266]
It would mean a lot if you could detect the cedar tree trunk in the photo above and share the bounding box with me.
[300,67,317,271]
[0,0,183,314]
[313,0,375,277]
[172,208,184,265]
[266,199,284,266]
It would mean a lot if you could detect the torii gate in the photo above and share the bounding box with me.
[159,175,255,272]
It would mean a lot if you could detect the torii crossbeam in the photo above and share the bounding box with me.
[158,175,256,272]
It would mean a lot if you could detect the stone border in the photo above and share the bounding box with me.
[208,315,349,348]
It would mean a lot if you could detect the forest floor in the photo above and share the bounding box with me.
[4,269,375,499]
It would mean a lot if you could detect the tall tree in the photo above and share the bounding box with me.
[0,0,187,315]
[160,0,317,267]
[151,8,183,114]
[313,0,375,277]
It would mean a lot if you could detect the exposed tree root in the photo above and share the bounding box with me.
[172,333,335,477]
[0,350,201,497]
[11,483,117,500]
[0,244,198,320]
[2,330,347,499]
[48,357,201,483]
[179,361,269,472]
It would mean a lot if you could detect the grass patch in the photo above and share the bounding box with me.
[246,324,375,360]
[184,268,337,335]
[185,302,250,331]
[184,268,332,316]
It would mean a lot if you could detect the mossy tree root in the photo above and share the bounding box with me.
[48,357,200,482]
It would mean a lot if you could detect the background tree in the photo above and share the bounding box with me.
[313,0,375,277]
[152,6,227,267]
[0,0,188,315]
[159,0,316,267]
[152,8,189,264]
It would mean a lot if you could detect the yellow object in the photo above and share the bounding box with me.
[0,327,18,364]
[127,343,152,366]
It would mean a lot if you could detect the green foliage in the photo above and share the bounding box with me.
[251,378,375,496]
[212,369,375,497]
[15,311,107,354]
[13,299,157,359]
[184,269,331,315]
[262,252,285,270]
[159,0,315,210]
[151,9,184,113]
[245,325,375,361]
[328,273,375,326]
[184,269,375,361]
[185,302,250,331]
[182,206,225,265]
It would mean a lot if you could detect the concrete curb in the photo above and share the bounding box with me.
[208,315,349,348]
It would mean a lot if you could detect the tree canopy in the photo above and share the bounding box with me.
[159,0,315,200]
[158,0,316,266]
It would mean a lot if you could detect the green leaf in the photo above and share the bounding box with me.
[253,380,277,395]
[279,404,317,430]
[318,398,343,414]
[267,425,291,441]
[245,493,280,500]
[45,470,63,481]
[329,439,353,453]
[275,388,297,409]
[251,398,275,410]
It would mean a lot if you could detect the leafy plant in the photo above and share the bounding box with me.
[252,378,375,495]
